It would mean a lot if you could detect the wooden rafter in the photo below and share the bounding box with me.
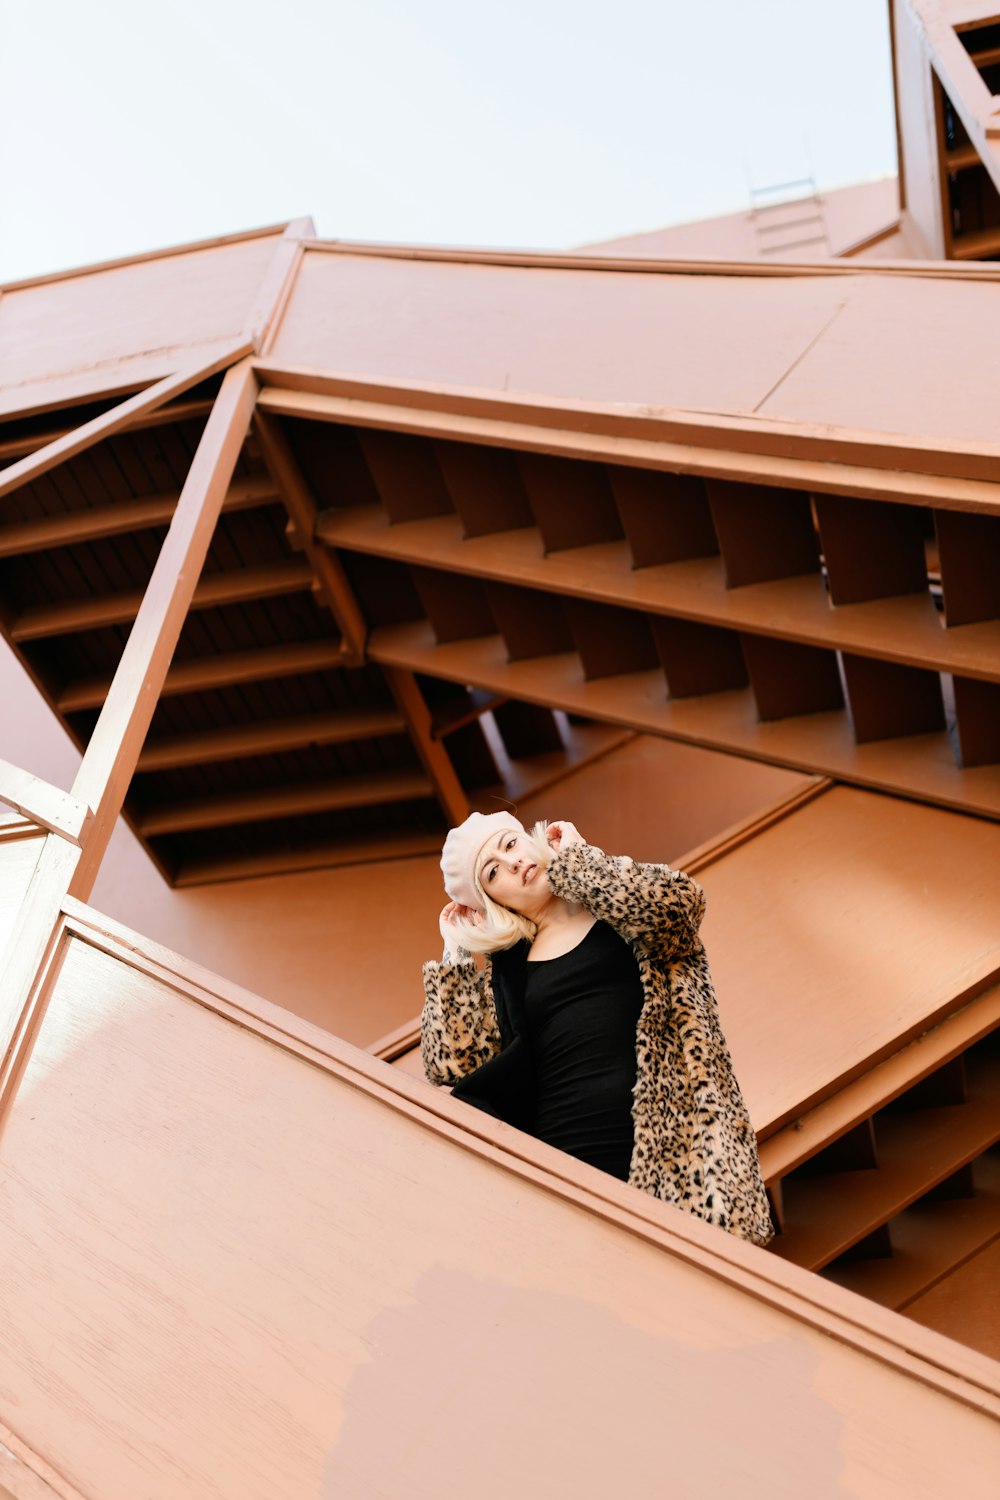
[0,474,277,558]
[0,397,215,463]
[381,666,469,828]
[57,638,350,714]
[138,768,433,836]
[0,341,253,503]
[68,357,259,900]
[11,559,314,641]
[137,708,407,772]
[253,407,367,660]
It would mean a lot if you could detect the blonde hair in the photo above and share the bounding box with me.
[450,820,551,956]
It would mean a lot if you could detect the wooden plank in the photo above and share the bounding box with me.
[649,616,748,698]
[314,505,1000,684]
[0,342,252,502]
[358,428,453,521]
[254,366,1000,493]
[0,760,91,845]
[771,1044,1000,1270]
[10,560,314,641]
[518,452,623,552]
[842,654,946,743]
[706,480,820,587]
[66,359,259,901]
[137,708,407,772]
[564,600,660,681]
[814,494,929,605]
[433,439,533,537]
[953,676,1000,767]
[246,216,314,353]
[0,397,215,463]
[760,983,1000,1179]
[608,467,717,569]
[57,638,349,714]
[365,619,1000,819]
[138,768,434,836]
[486,581,575,661]
[823,1151,1000,1312]
[410,566,496,644]
[0,474,277,558]
[381,667,469,827]
[740,635,844,720]
[935,508,1000,626]
[252,408,366,659]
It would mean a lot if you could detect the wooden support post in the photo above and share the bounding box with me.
[382,667,470,828]
[253,407,367,661]
[0,340,252,502]
[67,358,259,901]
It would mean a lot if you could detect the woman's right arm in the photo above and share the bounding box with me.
[420,904,502,1086]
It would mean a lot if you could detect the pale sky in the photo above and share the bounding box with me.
[0,0,897,283]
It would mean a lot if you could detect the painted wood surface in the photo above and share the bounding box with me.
[268,250,1000,447]
[697,785,1000,1133]
[0,236,278,417]
[0,930,997,1499]
[0,831,44,976]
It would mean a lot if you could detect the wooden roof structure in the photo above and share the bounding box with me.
[2,212,1000,885]
[1,10,1000,1490]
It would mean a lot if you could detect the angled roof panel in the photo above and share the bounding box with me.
[268,247,1000,449]
[0,231,281,418]
[270,247,849,415]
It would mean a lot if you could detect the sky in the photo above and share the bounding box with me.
[0,0,898,283]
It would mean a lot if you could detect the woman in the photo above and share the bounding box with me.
[421,811,773,1246]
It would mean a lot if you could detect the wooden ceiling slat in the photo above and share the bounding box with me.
[11,560,315,641]
[366,619,1000,819]
[0,399,214,463]
[137,708,407,771]
[0,476,277,558]
[58,638,350,712]
[314,505,1000,684]
[138,767,434,835]
[770,1043,1000,1271]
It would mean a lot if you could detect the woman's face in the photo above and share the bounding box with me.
[476,827,549,917]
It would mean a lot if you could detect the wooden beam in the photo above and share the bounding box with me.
[67,358,259,900]
[255,366,1000,492]
[316,505,1000,686]
[10,559,314,641]
[138,768,434,836]
[253,407,367,659]
[137,707,406,772]
[0,474,277,558]
[367,620,1000,821]
[57,638,349,714]
[0,397,216,462]
[0,341,253,502]
[381,666,470,828]
[246,216,314,354]
[759,981,1000,1180]
[0,758,91,845]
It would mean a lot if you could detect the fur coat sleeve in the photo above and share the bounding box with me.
[543,840,706,959]
[420,953,501,1086]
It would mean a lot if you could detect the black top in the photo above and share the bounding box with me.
[523,920,645,1181]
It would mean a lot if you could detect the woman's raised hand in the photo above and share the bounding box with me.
[545,820,584,853]
[438,900,478,947]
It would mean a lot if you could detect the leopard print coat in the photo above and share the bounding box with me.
[421,842,773,1246]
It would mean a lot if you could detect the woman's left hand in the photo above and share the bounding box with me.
[546,820,584,853]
